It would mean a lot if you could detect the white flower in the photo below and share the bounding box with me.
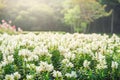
[65,73,72,78]
[36,61,54,73]
[18,49,31,57]
[95,52,105,60]
[26,75,33,80]
[13,72,21,79]
[66,62,74,68]
[36,66,41,73]
[4,74,14,80]
[53,70,62,77]
[27,54,39,61]
[61,59,74,68]
[33,46,52,57]
[83,60,90,68]
[111,61,118,69]
[7,55,14,63]
[65,71,77,78]
[96,59,107,69]
[1,61,8,67]
[27,64,36,69]
[64,52,75,60]
[61,59,69,64]
[47,64,54,72]
[71,71,77,78]
[58,46,69,54]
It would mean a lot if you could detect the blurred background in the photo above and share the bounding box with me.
[0,0,120,33]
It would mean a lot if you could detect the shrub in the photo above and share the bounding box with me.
[0,20,22,34]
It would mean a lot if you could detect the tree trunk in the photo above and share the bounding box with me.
[111,10,114,34]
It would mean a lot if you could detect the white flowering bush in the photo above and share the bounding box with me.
[0,32,120,80]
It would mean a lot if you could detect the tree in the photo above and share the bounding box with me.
[63,0,110,33]
[2,0,60,31]
[0,0,6,20]
[0,0,6,9]
[97,0,120,33]
[0,0,71,31]
[97,0,120,5]
[64,5,82,32]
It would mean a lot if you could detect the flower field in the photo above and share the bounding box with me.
[0,32,120,80]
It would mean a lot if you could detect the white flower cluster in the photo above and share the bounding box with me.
[36,61,54,73]
[65,71,77,78]
[0,33,120,79]
[33,46,52,57]
[1,55,14,67]
[83,60,90,68]
[53,70,62,77]
[19,49,39,61]
[26,75,33,80]
[111,61,118,69]
[4,72,21,80]
[61,59,74,68]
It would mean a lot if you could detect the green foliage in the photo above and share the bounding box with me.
[0,51,2,61]
[51,50,61,69]
[4,64,16,74]
[0,0,6,10]
[64,5,81,32]
[63,0,110,32]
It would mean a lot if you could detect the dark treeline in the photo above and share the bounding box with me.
[0,0,120,33]
[89,0,120,33]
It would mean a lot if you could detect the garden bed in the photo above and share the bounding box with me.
[0,33,120,80]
